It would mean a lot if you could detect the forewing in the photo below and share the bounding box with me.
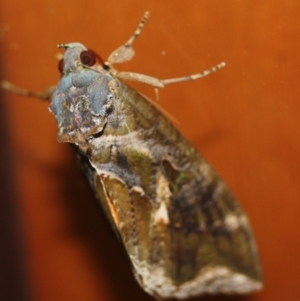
[86,81,262,299]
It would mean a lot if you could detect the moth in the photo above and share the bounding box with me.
[2,12,262,300]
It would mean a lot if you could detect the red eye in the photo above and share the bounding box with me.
[58,58,64,73]
[80,50,97,66]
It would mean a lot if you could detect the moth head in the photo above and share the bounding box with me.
[50,43,113,151]
[57,43,104,74]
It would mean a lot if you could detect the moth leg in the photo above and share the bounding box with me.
[105,11,149,66]
[116,72,164,88]
[161,61,226,85]
[1,81,55,101]
[116,61,226,88]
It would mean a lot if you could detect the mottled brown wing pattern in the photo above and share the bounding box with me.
[76,81,262,299]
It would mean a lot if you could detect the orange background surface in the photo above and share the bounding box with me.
[1,1,299,301]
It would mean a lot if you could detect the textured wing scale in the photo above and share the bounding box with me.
[63,73,262,299]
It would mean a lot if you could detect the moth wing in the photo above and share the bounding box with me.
[89,83,261,299]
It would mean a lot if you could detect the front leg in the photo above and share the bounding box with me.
[1,81,55,101]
